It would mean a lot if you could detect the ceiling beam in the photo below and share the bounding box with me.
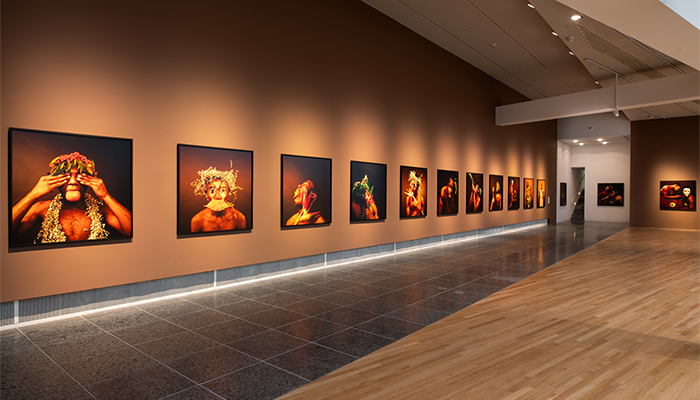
[495,72,699,126]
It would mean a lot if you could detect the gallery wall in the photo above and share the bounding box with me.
[630,116,699,229]
[1,0,557,302]
[570,142,631,223]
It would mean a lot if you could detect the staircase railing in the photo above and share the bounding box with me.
[571,175,585,206]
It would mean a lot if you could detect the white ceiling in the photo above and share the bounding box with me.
[362,0,700,124]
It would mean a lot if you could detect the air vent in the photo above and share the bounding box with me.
[578,25,667,80]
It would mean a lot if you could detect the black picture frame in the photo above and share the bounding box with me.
[597,183,624,206]
[177,144,253,236]
[560,182,567,206]
[523,178,535,209]
[400,166,427,218]
[489,174,504,211]
[9,127,133,248]
[281,154,332,228]
[466,172,484,213]
[350,161,387,222]
[437,169,458,215]
[660,180,696,211]
[507,176,520,210]
[537,179,546,208]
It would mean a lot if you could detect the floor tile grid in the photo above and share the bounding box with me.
[15,312,256,399]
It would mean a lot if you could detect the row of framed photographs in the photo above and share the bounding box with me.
[558,181,696,210]
[9,128,547,248]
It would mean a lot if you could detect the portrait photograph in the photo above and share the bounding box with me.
[177,144,253,236]
[350,161,387,222]
[9,127,133,248]
[597,183,624,206]
[660,180,696,211]
[466,172,483,213]
[560,182,567,206]
[282,154,332,227]
[400,166,427,218]
[489,174,504,211]
[507,176,520,211]
[523,178,535,209]
[537,179,546,208]
[437,170,458,216]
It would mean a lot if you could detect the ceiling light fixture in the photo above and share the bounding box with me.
[597,138,603,142]
[552,31,558,36]
[573,140,579,143]
[571,14,582,21]
[602,142,608,145]
[527,3,535,9]
[569,51,575,56]
[578,143,584,146]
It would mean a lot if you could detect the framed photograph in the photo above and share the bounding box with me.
[560,182,567,206]
[507,176,520,210]
[437,169,458,215]
[350,161,387,222]
[597,183,624,206]
[523,178,535,209]
[466,172,484,213]
[282,154,331,227]
[537,179,546,208]
[660,180,696,211]
[489,174,503,211]
[9,127,133,248]
[177,144,253,235]
[400,166,427,218]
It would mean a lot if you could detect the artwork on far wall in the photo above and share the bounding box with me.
[400,166,427,218]
[350,161,387,222]
[437,169,458,215]
[9,127,133,248]
[523,178,534,210]
[537,179,546,208]
[660,180,696,211]
[489,174,503,211]
[282,154,332,227]
[467,172,483,213]
[507,176,520,210]
[560,182,567,206]
[597,183,624,206]
[177,144,253,235]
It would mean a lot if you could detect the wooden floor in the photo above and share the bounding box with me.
[280,228,700,400]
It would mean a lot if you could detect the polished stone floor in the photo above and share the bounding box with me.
[0,222,627,400]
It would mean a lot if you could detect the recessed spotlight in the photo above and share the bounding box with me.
[569,51,575,56]
[597,138,603,142]
[579,143,584,146]
[573,140,579,143]
[595,80,599,85]
[602,142,608,145]
[527,3,535,9]
[552,31,558,36]
[571,14,582,21]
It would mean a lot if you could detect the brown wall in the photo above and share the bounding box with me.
[630,117,699,229]
[1,0,557,302]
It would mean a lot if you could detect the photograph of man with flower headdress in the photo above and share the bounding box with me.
[10,128,133,247]
[400,166,427,218]
[350,161,386,222]
[177,145,252,235]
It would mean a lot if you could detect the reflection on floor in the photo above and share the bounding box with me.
[1,222,627,399]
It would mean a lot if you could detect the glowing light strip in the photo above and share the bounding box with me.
[1,221,546,330]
